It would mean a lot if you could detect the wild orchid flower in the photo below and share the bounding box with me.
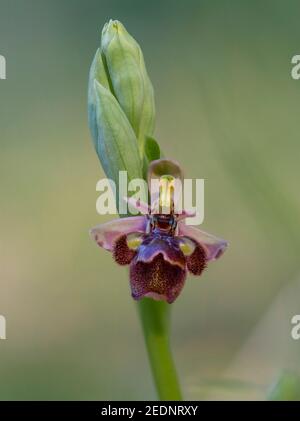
[90,159,227,303]
[88,20,228,400]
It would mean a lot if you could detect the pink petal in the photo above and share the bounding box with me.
[90,216,147,251]
[178,221,228,261]
[176,209,196,221]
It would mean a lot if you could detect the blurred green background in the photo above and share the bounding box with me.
[1,0,300,400]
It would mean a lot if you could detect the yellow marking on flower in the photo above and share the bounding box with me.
[179,237,196,256]
[126,233,143,250]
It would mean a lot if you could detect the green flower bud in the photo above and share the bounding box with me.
[88,48,110,148]
[99,20,155,155]
[93,79,143,188]
[88,20,158,196]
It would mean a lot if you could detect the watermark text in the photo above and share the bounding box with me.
[291,315,300,340]
[0,54,6,80]
[95,172,205,225]
[0,315,6,340]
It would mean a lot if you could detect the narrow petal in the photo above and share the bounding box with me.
[176,209,196,221]
[90,216,147,251]
[178,221,228,261]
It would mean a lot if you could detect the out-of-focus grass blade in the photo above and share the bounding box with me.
[267,372,300,401]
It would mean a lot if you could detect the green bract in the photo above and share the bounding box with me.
[88,19,155,164]
[93,79,143,186]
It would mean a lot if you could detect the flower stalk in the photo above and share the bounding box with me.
[137,299,182,400]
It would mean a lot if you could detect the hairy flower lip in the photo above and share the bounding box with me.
[135,235,186,269]
[130,253,187,304]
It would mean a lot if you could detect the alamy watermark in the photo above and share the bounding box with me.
[291,55,300,80]
[291,315,300,340]
[95,172,205,225]
[0,54,6,80]
[0,315,6,340]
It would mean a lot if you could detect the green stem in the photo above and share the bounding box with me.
[137,298,182,400]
